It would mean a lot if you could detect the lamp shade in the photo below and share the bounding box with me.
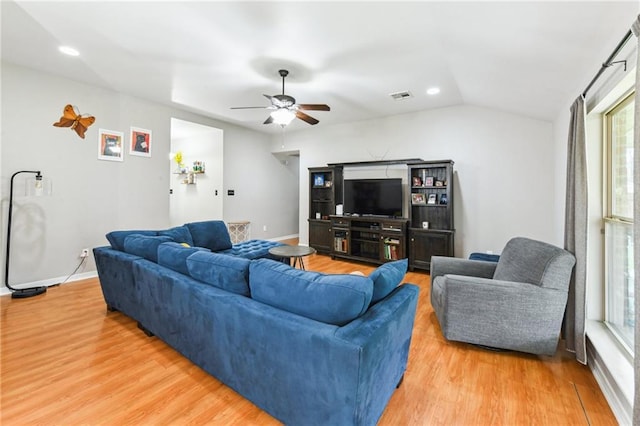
[271,108,296,126]
[25,175,52,197]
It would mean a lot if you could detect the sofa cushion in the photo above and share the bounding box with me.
[157,242,210,275]
[123,234,173,262]
[185,220,232,251]
[186,251,251,296]
[158,225,194,247]
[369,259,408,304]
[220,239,285,260]
[106,230,158,251]
[249,259,373,326]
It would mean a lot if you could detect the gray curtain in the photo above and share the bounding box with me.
[563,95,587,365]
[632,14,640,426]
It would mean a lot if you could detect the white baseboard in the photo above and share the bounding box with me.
[0,271,98,297]
[270,234,300,242]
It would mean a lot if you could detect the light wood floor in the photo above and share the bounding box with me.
[1,249,616,425]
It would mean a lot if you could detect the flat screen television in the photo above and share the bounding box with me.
[343,178,403,218]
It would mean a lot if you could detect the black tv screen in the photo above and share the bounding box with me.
[343,178,403,218]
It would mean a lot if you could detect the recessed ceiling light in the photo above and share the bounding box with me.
[59,46,80,56]
[426,87,440,95]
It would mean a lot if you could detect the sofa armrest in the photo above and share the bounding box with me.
[430,256,497,281]
[334,283,419,425]
[335,283,419,344]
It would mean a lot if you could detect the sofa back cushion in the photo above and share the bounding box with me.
[493,237,576,290]
[158,225,194,247]
[106,230,158,251]
[185,220,232,251]
[369,258,408,304]
[157,242,210,275]
[186,251,251,296]
[123,234,173,262]
[249,259,373,326]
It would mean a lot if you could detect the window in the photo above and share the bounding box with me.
[604,92,634,353]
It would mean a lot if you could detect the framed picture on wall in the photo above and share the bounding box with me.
[130,127,152,157]
[98,129,124,162]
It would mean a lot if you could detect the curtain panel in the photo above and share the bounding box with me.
[564,96,588,365]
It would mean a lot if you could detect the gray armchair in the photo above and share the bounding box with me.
[430,237,576,355]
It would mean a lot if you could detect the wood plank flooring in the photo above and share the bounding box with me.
[1,249,616,425]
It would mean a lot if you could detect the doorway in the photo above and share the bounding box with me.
[170,118,224,226]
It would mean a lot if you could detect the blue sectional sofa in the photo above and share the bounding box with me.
[93,220,420,426]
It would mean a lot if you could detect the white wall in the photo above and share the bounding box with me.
[170,119,224,225]
[1,62,299,288]
[272,105,558,257]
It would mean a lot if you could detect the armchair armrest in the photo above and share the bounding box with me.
[430,256,497,281]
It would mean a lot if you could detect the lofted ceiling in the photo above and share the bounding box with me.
[1,1,637,133]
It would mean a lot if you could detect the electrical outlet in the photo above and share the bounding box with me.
[80,248,89,258]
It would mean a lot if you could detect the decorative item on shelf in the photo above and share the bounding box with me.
[313,174,325,187]
[439,194,448,205]
[427,194,437,204]
[435,180,444,187]
[411,193,426,205]
[192,161,205,173]
[173,151,187,173]
[316,212,321,219]
[5,170,52,298]
[424,176,434,187]
[324,180,332,187]
[412,176,422,187]
[422,221,430,229]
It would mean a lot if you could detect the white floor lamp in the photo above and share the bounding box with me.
[4,170,51,298]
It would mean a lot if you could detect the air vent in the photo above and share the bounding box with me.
[389,91,413,100]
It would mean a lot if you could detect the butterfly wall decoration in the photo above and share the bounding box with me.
[53,104,95,139]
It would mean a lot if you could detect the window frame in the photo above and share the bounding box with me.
[602,89,635,355]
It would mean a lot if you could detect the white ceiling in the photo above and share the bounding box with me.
[1,1,637,133]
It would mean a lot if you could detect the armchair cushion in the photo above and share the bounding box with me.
[493,237,576,290]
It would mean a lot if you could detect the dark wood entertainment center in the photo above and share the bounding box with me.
[308,159,455,271]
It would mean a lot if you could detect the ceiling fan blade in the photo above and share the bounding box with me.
[298,104,330,111]
[263,115,274,125]
[230,106,268,109]
[296,111,319,125]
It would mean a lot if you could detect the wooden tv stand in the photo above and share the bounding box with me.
[330,216,407,265]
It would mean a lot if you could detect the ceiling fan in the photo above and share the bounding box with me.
[231,69,330,126]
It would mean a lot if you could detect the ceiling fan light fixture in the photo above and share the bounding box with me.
[271,108,296,126]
